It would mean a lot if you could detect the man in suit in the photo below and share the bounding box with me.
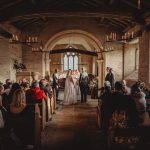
[105,68,115,89]
[52,69,59,100]
[79,67,89,103]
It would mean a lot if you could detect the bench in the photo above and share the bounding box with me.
[7,104,41,150]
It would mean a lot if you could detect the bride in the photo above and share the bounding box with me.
[63,69,77,105]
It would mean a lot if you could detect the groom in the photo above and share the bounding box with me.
[79,67,88,103]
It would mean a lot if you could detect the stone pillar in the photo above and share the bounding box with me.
[96,59,104,88]
[45,53,50,80]
[92,57,96,75]
[139,30,150,86]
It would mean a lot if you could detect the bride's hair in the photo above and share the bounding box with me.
[66,69,72,77]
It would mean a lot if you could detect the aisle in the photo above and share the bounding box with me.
[41,99,107,150]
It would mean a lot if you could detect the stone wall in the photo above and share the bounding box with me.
[124,43,139,80]
[49,54,62,75]
[104,42,139,82]
[139,31,150,86]
[22,46,44,78]
[0,23,22,83]
[80,55,93,74]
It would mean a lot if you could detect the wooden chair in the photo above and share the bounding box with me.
[7,104,41,150]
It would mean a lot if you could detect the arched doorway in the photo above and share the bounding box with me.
[44,29,104,87]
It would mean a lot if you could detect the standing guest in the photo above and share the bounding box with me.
[52,69,59,100]
[79,67,88,103]
[105,68,115,89]
[3,79,12,90]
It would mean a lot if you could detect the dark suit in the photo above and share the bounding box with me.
[105,73,115,88]
[52,72,59,99]
[79,72,88,103]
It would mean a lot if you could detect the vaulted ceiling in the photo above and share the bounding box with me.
[0,0,150,31]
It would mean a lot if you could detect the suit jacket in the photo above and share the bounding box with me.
[53,73,59,87]
[105,73,115,88]
[79,72,88,88]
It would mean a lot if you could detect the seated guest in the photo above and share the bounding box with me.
[20,82,30,92]
[139,82,150,99]
[0,84,9,111]
[108,81,138,128]
[39,79,52,98]
[100,81,112,132]
[10,89,26,114]
[9,83,21,104]
[131,83,146,112]
[26,81,47,104]
[121,79,131,95]
[3,79,12,90]
[8,89,36,147]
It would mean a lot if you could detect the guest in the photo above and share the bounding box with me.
[105,68,115,89]
[8,89,35,146]
[0,84,9,111]
[3,79,12,90]
[121,79,131,95]
[100,81,112,132]
[131,83,146,112]
[39,79,52,98]
[9,83,21,105]
[26,81,47,104]
[20,82,30,92]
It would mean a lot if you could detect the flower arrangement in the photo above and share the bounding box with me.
[13,60,26,72]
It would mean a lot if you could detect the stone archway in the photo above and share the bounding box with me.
[44,29,104,87]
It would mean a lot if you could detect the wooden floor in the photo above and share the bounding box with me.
[41,98,108,150]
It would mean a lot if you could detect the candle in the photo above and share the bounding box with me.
[106,35,108,41]
[35,37,38,42]
[124,33,127,40]
[128,32,130,38]
[29,37,31,42]
[131,32,134,38]
[32,37,34,42]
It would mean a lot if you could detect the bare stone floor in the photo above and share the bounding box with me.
[41,99,108,150]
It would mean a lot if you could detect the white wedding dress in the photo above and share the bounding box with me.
[63,76,77,105]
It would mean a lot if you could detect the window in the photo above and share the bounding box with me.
[63,53,78,70]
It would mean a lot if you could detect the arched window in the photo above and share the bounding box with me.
[63,54,68,70]
[74,55,78,70]
[63,53,78,70]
